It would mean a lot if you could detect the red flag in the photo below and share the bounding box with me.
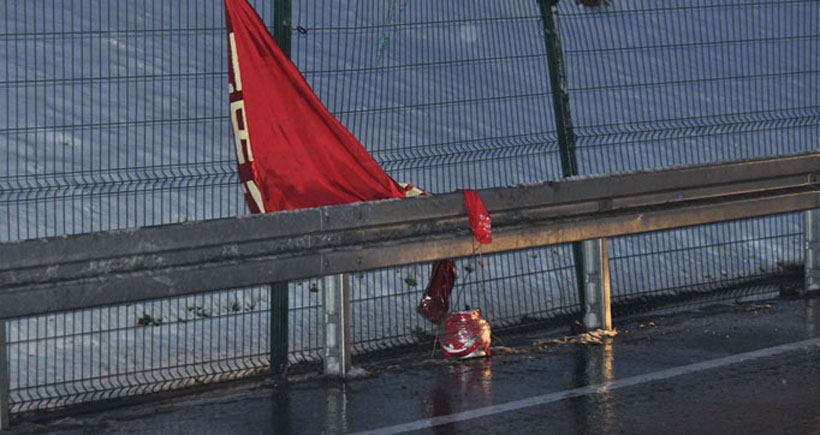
[224,0,406,213]
[224,0,455,324]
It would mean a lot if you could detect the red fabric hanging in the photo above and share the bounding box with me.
[459,189,492,244]
[417,259,457,323]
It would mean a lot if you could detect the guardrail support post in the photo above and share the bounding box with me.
[323,274,351,377]
[0,319,9,430]
[581,238,612,331]
[805,209,820,295]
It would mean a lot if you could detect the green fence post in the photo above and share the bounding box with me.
[537,0,594,328]
[538,0,578,177]
[272,0,292,58]
[269,281,288,380]
[269,0,292,381]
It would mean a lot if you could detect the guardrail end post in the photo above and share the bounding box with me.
[804,209,820,295]
[581,238,612,331]
[323,274,351,378]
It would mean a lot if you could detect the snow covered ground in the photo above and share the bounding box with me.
[0,0,818,411]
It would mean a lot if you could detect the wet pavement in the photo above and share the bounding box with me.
[7,296,820,434]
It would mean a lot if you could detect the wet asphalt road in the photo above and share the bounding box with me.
[8,296,820,434]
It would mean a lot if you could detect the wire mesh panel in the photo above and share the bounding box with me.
[7,288,261,412]
[610,213,805,313]
[291,1,562,192]
[0,0,250,242]
[559,0,820,174]
[2,279,324,413]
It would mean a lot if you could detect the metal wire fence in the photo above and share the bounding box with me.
[8,288,273,413]
[0,0,818,415]
[559,0,817,306]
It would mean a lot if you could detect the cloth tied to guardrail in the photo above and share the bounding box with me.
[417,190,493,323]
[417,259,457,323]
[459,189,492,244]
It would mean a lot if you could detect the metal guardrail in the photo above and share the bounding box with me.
[2,153,819,319]
[1,153,819,428]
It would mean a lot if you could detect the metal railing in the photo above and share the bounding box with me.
[6,154,818,313]
[2,153,820,426]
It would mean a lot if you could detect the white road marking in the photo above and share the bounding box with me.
[353,337,820,435]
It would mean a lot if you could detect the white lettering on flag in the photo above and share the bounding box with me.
[230,101,250,164]
[243,180,266,213]
[228,33,243,93]
[228,32,253,165]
